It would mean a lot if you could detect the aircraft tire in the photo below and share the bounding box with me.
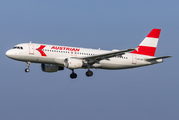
[25,68,30,72]
[86,70,93,77]
[70,73,77,79]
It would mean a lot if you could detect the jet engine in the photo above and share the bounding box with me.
[64,58,83,69]
[41,64,64,72]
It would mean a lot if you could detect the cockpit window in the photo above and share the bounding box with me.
[13,46,23,49]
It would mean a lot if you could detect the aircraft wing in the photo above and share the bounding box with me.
[73,48,135,64]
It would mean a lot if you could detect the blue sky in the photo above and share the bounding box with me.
[0,0,178,120]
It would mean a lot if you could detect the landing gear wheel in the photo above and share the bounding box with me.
[70,73,77,79]
[25,68,30,72]
[86,70,93,77]
[25,61,30,73]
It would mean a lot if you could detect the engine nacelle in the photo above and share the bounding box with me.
[41,64,64,73]
[64,58,83,69]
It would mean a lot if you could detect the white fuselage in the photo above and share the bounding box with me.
[6,29,170,79]
[6,43,161,70]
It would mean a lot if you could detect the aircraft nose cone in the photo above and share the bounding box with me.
[6,50,10,57]
[6,50,14,58]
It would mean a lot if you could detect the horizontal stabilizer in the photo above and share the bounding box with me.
[145,56,172,61]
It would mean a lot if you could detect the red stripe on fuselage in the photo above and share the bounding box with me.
[130,46,156,56]
[36,45,47,57]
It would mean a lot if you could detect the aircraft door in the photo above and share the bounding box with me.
[29,44,34,54]
[132,54,137,64]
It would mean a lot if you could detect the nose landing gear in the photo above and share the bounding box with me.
[25,68,30,72]
[25,61,30,73]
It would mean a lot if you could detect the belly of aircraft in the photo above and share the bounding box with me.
[99,58,133,69]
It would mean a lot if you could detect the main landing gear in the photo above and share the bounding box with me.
[86,64,93,77]
[86,70,93,77]
[25,61,30,73]
[69,68,93,79]
[70,69,77,79]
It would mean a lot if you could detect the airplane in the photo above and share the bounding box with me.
[6,28,171,79]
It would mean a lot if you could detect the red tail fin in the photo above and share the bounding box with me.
[130,28,161,56]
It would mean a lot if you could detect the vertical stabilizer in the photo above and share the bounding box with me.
[131,28,161,56]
